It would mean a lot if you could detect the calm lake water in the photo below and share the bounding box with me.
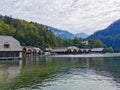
[0,55,120,90]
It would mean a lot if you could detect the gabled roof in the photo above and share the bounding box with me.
[0,36,22,51]
[45,47,52,51]
[23,46,41,51]
[34,47,41,51]
[91,48,104,52]
[52,48,67,52]
[68,46,79,50]
[22,46,34,50]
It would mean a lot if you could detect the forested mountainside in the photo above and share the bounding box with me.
[0,15,61,49]
[46,26,88,39]
[46,25,75,39]
[89,19,120,52]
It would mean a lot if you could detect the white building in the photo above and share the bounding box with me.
[81,40,89,45]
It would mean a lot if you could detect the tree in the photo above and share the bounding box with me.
[93,39,105,48]
[106,47,114,53]
[73,37,82,47]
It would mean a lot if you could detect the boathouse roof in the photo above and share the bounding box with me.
[22,46,41,51]
[91,48,104,52]
[45,47,52,51]
[68,46,79,50]
[22,46,34,50]
[0,36,22,51]
[52,48,67,52]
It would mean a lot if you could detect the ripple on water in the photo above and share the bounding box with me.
[26,68,120,90]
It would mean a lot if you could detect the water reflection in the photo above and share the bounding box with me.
[0,55,120,90]
[42,56,120,90]
[33,57,118,90]
[0,60,21,81]
[44,56,120,80]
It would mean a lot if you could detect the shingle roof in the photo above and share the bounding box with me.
[22,46,34,51]
[52,48,67,52]
[91,48,104,52]
[22,46,41,51]
[0,36,22,51]
[45,47,52,51]
[68,46,79,50]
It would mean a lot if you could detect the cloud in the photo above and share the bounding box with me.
[0,0,120,34]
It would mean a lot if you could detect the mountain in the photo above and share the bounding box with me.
[75,33,88,38]
[89,19,120,52]
[46,26,75,39]
[46,26,89,39]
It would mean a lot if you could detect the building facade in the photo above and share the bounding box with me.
[0,36,22,59]
[22,46,42,54]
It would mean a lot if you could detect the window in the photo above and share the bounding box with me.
[4,42,10,48]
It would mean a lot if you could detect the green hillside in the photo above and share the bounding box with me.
[0,15,61,49]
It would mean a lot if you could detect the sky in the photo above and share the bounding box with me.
[0,0,120,35]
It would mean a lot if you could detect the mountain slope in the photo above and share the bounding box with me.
[46,26,75,39]
[90,19,120,52]
[0,15,60,49]
[46,26,89,39]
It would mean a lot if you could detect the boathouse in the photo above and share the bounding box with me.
[33,47,42,54]
[0,36,22,59]
[22,46,41,54]
[51,48,68,55]
[44,47,105,55]
[44,47,52,55]
[51,46,80,55]
[22,46,34,54]
[91,48,106,53]
[67,46,79,54]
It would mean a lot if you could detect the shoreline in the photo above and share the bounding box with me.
[51,53,120,58]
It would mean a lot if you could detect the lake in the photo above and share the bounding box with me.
[0,55,120,90]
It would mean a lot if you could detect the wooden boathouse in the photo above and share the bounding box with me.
[0,36,22,59]
[22,46,42,54]
[51,48,68,55]
[51,47,105,55]
[91,48,106,53]
[51,46,91,55]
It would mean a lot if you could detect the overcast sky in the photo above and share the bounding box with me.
[0,0,120,34]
